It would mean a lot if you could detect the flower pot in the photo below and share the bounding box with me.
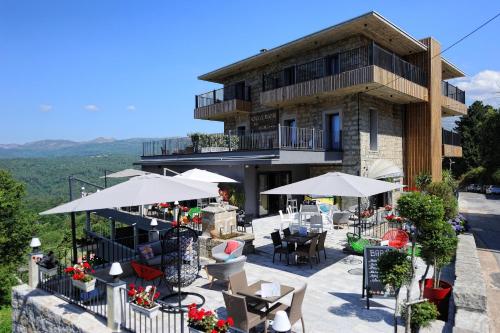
[39,265,58,277]
[188,327,205,333]
[130,302,161,319]
[72,278,96,292]
[420,278,452,320]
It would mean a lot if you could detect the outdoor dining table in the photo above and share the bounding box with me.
[237,280,294,313]
[282,232,317,245]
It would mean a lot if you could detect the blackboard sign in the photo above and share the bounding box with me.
[363,246,394,309]
[250,110,278,131]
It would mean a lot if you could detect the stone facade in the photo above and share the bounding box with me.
[12,284,112,333]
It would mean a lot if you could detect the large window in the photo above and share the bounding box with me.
[327,113,342,151]
[369,109,378,151]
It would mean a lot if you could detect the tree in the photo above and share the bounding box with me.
[426,182,458,220]
[0,169,36,305]
[478,108,500,171]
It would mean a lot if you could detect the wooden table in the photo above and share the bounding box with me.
[237,280,294,312]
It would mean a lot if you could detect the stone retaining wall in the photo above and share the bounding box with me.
[12,284,112,333]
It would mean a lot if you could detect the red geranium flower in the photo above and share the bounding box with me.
[217,319,225,328]
[227,317,234,326]
[182,206,189,212]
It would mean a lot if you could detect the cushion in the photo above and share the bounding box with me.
[224,253,237,262]
[138,244,155,260]
[213,252,229,262]
[224,241,240,254]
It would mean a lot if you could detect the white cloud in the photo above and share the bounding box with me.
[84,104,99,112]
[39,104,53,112]
[453,70,500,107]
[127,105,136,112]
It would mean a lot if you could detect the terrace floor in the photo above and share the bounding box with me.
[142,215,404,333]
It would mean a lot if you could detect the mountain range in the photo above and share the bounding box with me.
[0,137,147,158]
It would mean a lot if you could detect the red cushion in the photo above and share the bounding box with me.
[224,241,240,254]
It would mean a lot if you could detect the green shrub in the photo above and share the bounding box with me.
[415,172,432,191]
[442,169,459,192]
[459,166,487,186]
[377,250,412,292]
[403,301,439,332]
[426,181,458,220]
[397,192,444,229]
[491,168,500,185]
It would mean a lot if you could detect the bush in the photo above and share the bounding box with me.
[442,169,459,192]
[491,168,500,185]
[459,166,487,186]
[377,250,412,292]
[415,173,432,191]
[426,181,458,220]
[403,301,439,332]
[397,192,444,229]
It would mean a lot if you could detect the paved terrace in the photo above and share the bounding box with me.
[161,215,400,333]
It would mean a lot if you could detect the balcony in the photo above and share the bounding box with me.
[141,126,342,165]
[442,129,462,157]
[442,81,466,116]
[194,84,251,120]
[260,43,429,107]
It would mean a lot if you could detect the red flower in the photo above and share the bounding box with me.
[127,290,135,297]
[65,267,74,273]
[154,292,160,299]
[129,283,135,289]
[138,286,144,293]
[137,298,143,305]
[227,317,234,326]
[211,330,217,333]
[82,262,91,269]
[171,221,178,228]
[182,206,189,212]
[217,319,225,328]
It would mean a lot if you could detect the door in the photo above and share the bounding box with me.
[327,113,342,151]
[283,119,297,148]
[258,171,292,216]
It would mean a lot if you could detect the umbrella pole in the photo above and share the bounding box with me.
[357,197,361,237]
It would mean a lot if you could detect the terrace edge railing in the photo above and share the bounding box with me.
[442,128,462,146]
[442,81,465,103]
[262,42,427,91]
[142,125,325,157]
[195,84,251,108]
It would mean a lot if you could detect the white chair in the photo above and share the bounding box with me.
[279,210,293,224]
[310,215,323,233]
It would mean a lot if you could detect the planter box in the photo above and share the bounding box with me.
[130,302,161,319]
[72,278,96,292]
[188,327,204,333]
[39,266,58,277]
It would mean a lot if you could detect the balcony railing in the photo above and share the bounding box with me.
[442,81,465,103]
[442,129,461,146]
[195,84,251,108]
[262,42,427,91]
[142,125,325,157]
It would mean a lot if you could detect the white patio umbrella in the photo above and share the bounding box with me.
[40,174,219,215]
[100,168,149,178]
[261,172,402,235]
[174,168,238,183]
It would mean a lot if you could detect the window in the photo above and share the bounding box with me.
[327,113,342,151]
[369,109,378,151]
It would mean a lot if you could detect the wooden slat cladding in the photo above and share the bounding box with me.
[260,65,428,107]
[194,99,252,120]
[442,95,467,116]
[404,103,431,188]
[442,144,463,157]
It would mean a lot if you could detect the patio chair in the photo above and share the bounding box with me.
[271,231,291,264]
[316,231,328,262]
[331,211,351,229]
[268,283,307,333]
[222,291,268,333]
[279,210,293,224]
[382,229,409,249]
[211,240,244,262]
[295,235,319,268]
[282,227,291,238]
[309,215,323,233]
[237,213,254,233]
[229,270,267,310]
[346,232,370,255]
[205,256,246,289]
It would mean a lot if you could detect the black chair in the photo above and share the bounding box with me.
[271,231,291,264]
[283,227,291,237]
[237,212,254,233]
[295,235,319,268]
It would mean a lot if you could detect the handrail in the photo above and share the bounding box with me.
[442,81,465,103]
[195,84,251,108]
[442,128,461,146]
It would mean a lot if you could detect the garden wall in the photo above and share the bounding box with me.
[11,284,113,333]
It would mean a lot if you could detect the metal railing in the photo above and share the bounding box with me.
[442,129,461,146]
[142,125,325,157]
[142,137,192,156]
[442,81,465,103]
[262,42,427,91]
[195,84,251,108]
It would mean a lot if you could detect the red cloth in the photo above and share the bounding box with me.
[224,241,240,254]
[382,229,409,249]
[131,260,163,281]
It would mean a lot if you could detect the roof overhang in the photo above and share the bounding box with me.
[442,58,466,80]
[199,11,428,83]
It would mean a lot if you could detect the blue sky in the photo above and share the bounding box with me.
[1,0,499,144]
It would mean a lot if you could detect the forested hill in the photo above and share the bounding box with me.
[0,137,147,158]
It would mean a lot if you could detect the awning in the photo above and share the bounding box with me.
[367,160,403,180]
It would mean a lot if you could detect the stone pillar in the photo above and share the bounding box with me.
[28,252,42,288]
[106,280,126,332]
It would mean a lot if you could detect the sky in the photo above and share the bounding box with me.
[0,0,499,144]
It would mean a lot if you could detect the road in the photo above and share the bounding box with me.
[459,192,500,332]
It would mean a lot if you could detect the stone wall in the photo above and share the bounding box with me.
[12,284,112,333]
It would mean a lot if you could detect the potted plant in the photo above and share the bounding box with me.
[403,300,439,333]
[128,284,160,318]
[360,209,373,224]
[377,250,412,333]
[65,261,96,292]
[418,220,457,317]
[187,303,233,333]
[384,204,393,216]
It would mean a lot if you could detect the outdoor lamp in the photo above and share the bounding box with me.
[150,218,158,228]
[272,310,291,333]
[173,201,180,222]
[30,237,41,253]
[109,262,123,282]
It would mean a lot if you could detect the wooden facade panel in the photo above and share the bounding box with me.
[260,65,427,107]
[194,99,252,120]
[442,144,463,157]
[442,95,467,116]
[404,103,431,188]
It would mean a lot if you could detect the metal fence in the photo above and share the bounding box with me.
[195,84,251,108]
[262,42,427,91]
[442,128,462,146]
[442,81,465,103]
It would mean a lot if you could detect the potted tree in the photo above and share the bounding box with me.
[128,284,161,318]
[65,261,96,292]
[377,250,412,333]
[419,219,457,317]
